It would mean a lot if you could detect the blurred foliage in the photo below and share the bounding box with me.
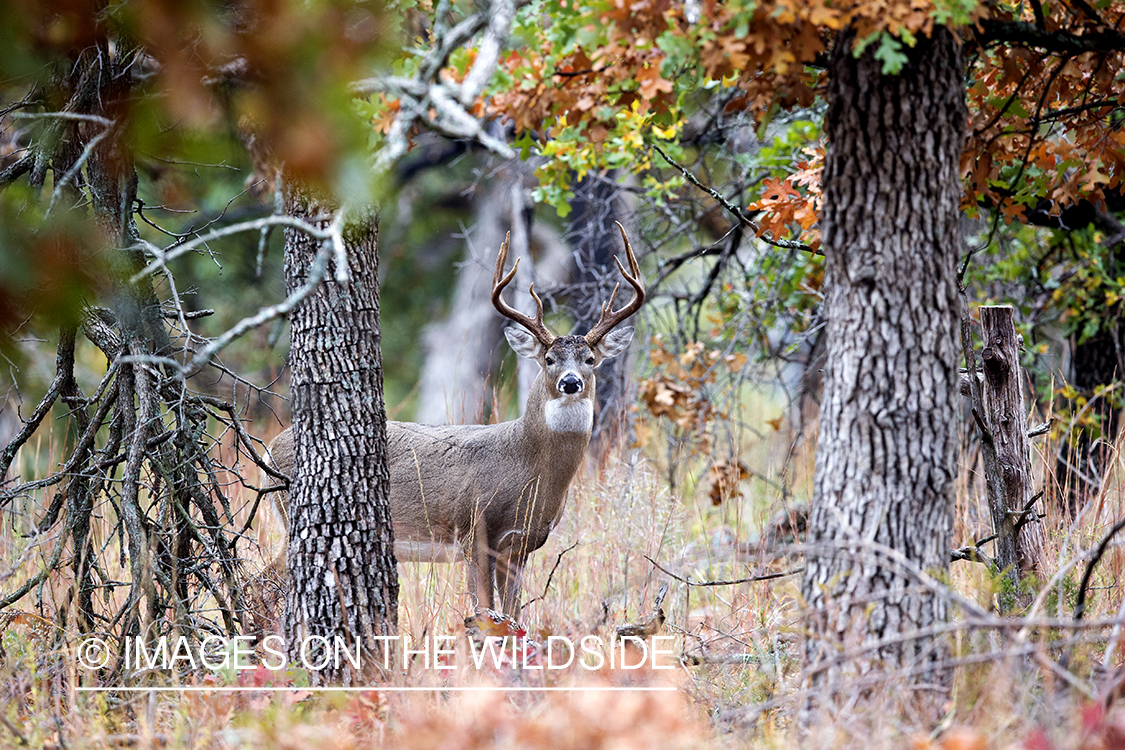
[0,0,395,397]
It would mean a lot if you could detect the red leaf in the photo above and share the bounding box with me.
[1024,728,1055,750]
[1081,702,1105,733]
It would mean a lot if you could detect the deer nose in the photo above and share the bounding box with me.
[558,373,582,395]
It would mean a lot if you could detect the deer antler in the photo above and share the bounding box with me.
[584,222,645,346]
[492,232,556,347]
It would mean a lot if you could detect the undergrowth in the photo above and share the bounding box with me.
[1,391,1124,750]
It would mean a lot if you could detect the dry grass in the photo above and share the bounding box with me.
[3,390,1125,750]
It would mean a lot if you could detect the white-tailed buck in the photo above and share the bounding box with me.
[265,222,644,617]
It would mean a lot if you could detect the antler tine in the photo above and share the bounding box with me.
[491,232,556,346]
[602,283,621,315]
[493,232,516,288]
[584,222,646,346]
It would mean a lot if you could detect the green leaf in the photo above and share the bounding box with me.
[1080,316,1100,343]
[575,25,599,49]
[873,33,909,75]
[514,131,536,161]
[932,0,981,26]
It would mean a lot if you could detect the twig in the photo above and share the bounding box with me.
[971,408,992,443]
[0,154,34,188]
[129,213,336,283]
[1074,514,1125,621]
[521,541,578,611]
[790,538,995,620]
[644,555,803,586]
[1010,491,1044,535]
[951,530,1000,565]
[162,309,214,320]
[950,545,994,566]
[360,2,528,170]
[0,714,28,746]
[0,529,56,583]
[0,330,73,479]
[181,233,336,377]
[1028,418,1053,438]
[9,111,113,127]
[651,142,817,255]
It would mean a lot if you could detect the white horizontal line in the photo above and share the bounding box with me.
[77,686,677,693]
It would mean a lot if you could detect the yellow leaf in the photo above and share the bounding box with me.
[1081,166,1111,191]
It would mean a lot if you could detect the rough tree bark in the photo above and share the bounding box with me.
[801,27,966,696]
[979,305,1045,586]
[282,192,398,684]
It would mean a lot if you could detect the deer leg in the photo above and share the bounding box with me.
[466,526,494,612]
[495,552,526,620]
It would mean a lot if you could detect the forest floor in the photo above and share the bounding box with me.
[2,395,1125,750]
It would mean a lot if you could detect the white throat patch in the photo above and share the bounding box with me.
[545,398,593,433]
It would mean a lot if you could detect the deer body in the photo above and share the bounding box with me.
[266,224,643,617]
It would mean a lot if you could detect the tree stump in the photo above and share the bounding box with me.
[979,305,1046,583]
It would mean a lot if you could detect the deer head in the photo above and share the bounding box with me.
[492,221,644,431]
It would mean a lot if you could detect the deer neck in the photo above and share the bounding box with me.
[517,372,593,473]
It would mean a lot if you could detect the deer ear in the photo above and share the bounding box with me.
[505,327,544,360]
[595,326,634,360]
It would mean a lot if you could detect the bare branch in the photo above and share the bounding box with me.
[9,111,114,127]
[1074,514,1125,621]
[520,541,579,611]
[644,554,803,586]
[0,154,33,188]
[652,142,818,255]
[181,234,335,377]
[976,19,1125,55]
[129,213,335,283]
[362,2,527,171]
[0,329,73,480]
[459,0,516,106]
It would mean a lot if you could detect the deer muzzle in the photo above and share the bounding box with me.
[558,373,583,395]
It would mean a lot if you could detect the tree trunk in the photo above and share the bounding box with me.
[801,26,966,699]
[415,178,508,425]
[415,163,569,425]
[0,34,251,655]
[568,176,636,453]
[282,191,398,684]
[979,305,1045,587]
[1058,318,1123,511]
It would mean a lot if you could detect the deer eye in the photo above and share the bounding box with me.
[585,357,595,365]
[545,357,555,366]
